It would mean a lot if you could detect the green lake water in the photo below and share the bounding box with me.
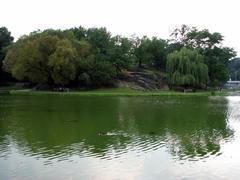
[0,95,240,179]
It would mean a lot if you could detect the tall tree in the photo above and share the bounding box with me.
[170,24,193,45]
[3,29,117,88]
[68,26,86,41]
[166,47,208,88]
[133,36,167,69]
[108,36,134,72]
[204,47,236,85]
[147,37,167,69]
[48,39,78,85]
[170,25,236,85]
[86,27,112,60]
[133,36,153,68]
[3,32,79,85]
[0,27,14,83]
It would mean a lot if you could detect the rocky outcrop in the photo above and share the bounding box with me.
[117,70,169,90]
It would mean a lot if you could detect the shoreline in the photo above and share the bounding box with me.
[8,88,228,97]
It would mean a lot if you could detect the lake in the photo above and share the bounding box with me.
[0,94,240,179]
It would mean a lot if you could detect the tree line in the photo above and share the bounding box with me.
[0,25,236,89]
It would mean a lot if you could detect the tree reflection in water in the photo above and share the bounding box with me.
[0,95,233,162]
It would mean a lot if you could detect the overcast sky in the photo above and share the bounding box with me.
[1,0,239,56]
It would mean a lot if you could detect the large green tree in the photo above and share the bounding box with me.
[48,39,78,85]
[0,27,14,83]
[85,27,112,61]
[3,32,80,85]
[108,36,134,72]
[204,47,236,86]
[147,37,167,69]
[4,29,117,87]
[133,36,167,69]
[229,58,240,81]
[166,47,208,88]
[170,25,236,86]
[68,26,86,41]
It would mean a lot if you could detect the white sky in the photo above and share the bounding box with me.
[1,0,240,56]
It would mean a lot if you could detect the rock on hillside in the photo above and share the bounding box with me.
[117,70,169,91]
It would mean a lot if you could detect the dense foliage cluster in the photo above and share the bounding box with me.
[229,58,240,81]
[0,25,237,89]
[170,25,236,86]
[0,27,14,83]
[167,48,208,88]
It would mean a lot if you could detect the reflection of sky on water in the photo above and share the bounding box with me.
[1,96,240,179]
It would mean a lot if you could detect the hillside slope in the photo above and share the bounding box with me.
[117,69,169,91]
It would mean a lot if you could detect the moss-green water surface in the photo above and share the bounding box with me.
[0,95,240,179]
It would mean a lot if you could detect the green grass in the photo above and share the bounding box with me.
[0,85,19,90]
[9,87,228,97]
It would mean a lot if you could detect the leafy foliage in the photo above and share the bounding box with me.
[48,39,78,85]
[170,25,236,86]
[0,27,14,83]
[166,48,208,87]
[229,58,240,81]
[2,25,237,89]
[133,36,167,69]
[3,29,118,87]
[4,32,81,85]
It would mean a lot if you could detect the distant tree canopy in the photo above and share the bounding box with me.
[229,58,240,81]
[0,27,14,83]
[2,25,237,89]
[166,48,208,87]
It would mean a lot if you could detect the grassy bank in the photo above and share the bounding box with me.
[9,87,228,97]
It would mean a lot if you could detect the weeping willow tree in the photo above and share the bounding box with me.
[166,47,208,88]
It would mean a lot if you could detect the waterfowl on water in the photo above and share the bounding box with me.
[149,131,156,135]
[98,132,108,136]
